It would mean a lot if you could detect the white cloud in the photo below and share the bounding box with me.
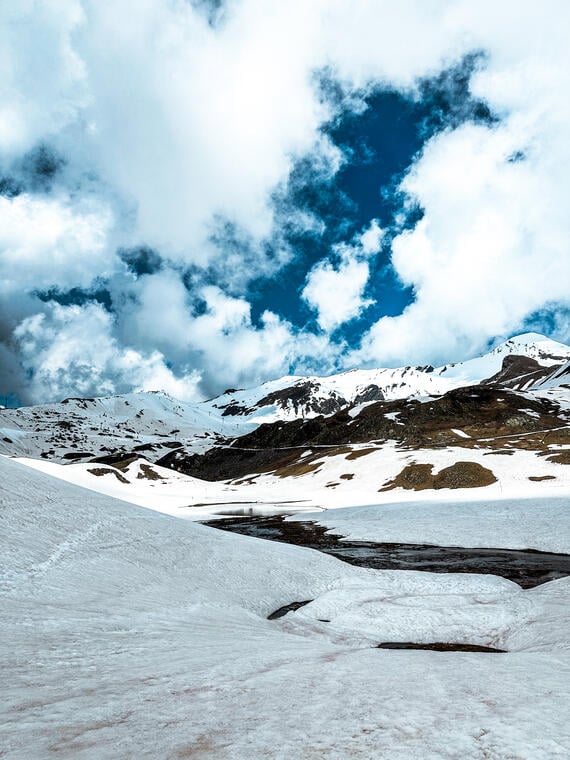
[13,302,202,403]
[303,255,373,333]
[356,6,570,366]
[2,0,570,401]
[360,219,384,256]
[183,286,336,389]
[302,220,383,332]
[0,193,113,294]
[0,0,86,157]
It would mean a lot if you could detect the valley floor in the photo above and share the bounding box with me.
[2,456,570,758]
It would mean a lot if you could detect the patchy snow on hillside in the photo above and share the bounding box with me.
[13,431,570,530]
[2,457,570,759]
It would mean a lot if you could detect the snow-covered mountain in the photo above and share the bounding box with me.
[2,329,569,535]
[204,332,570,421]
[1,332,569,467]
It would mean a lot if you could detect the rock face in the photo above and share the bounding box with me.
[256,381,348,416]
[483,355,553,389]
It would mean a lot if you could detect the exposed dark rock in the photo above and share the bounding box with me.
[221,402,252,417]
[256,381,347,416]
[89,453,138,471]
[352,384,385,404]
[62,451,92,460]
[482,354,553,389]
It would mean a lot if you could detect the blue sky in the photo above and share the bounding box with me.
[1,1,570,404]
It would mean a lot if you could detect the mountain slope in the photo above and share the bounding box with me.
[1,333,569,485]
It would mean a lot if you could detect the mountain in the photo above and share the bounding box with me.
[1,332,569,503]
[203,332,570,421]
[156,332,570,485]
[1,333,569,466]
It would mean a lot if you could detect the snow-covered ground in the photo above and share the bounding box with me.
[288,496,570,554]
[2,456,570,759]
[12,435,570,538]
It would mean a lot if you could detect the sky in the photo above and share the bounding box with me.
[1,0,570,405]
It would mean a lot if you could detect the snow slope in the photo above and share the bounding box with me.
[0,390,255,462]
[288,495,570,554]
[2,457,570,759]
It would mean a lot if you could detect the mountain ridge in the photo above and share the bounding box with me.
[1,332,569,475]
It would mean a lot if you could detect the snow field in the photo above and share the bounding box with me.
[2,457,570,758]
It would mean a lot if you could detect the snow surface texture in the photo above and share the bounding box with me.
[288,496,570,554]
[2,457,570,759]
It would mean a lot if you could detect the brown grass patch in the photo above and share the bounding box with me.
[340,473,354,480]
[315,445,353,457]
[273,460,322,478]
[528,475,556,481]
[545,451,570,465]
[380,463,434,491]
[543,429,570,445]
[87,467,129,484]
[380,461,496,492]
[346,447,378,461]
[136,463,161,481]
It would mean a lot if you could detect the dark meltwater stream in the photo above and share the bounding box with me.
[202,514,570,589]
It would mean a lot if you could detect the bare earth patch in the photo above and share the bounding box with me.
[345,447,378,461]
[136,463,161,481]
[87,467,129,484]
[380,461,497,491]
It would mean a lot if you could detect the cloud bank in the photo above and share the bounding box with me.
[1,0,569,403]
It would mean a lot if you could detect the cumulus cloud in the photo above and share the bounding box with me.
[302,220,383,332]
[356,2,570,366]
[1,0,570,402]
[0,193,113,294]
[13,302,202,403]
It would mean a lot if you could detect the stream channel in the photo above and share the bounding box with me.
[202,513,570,590]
